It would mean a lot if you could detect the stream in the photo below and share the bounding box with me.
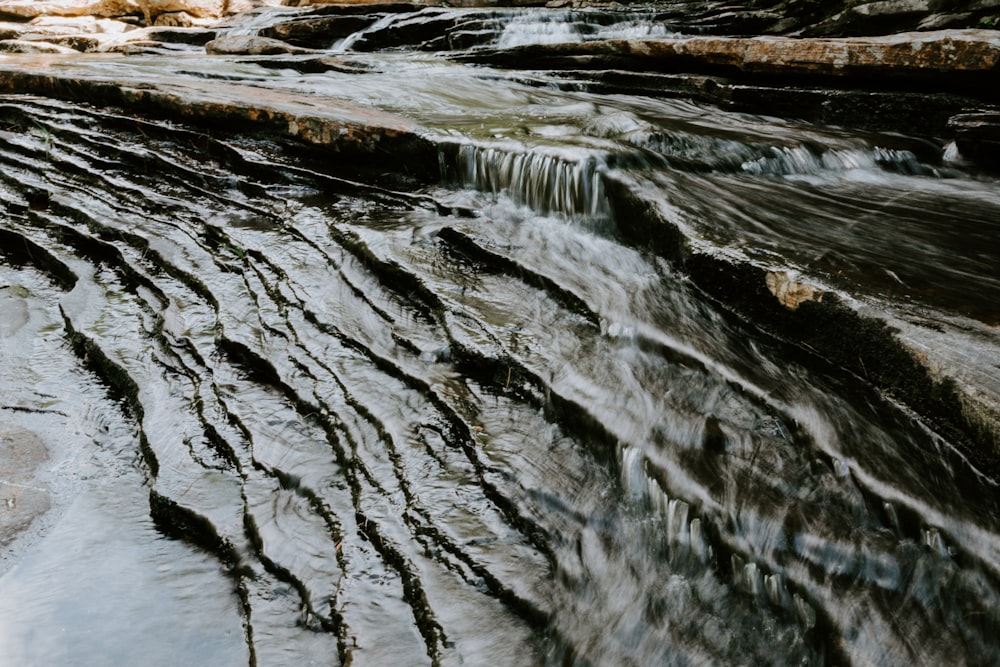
[0,7,999,666]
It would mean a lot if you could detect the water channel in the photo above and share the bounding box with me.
[0,7,998,666]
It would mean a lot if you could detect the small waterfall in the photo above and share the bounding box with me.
[330,8,680,53]
[448,144,612,220]
[740,145,929,177]
[4,12,1000,666]
[335,11,405,52]
[213,7,300,37]
[627,129,933,176]
[496,11,678,48]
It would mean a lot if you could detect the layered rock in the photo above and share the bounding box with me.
[463,30,1000,85]
[0,0,283,23]
[459,28,1000,136]
[949,110,1000,166]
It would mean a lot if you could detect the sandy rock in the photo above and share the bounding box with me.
[0,0,282,23]
[152,10,205,26]
[0,0,141,20]
[635,30,1000,76]
[766,271,822,310]
[29,15,134,32]
[142,0,224,20]
[282,0,415,5]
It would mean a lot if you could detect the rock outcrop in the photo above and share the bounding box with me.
[759,0,1000,36]
[0,0,283,23]
[462,29,1000,84]
[949,110,1000,166]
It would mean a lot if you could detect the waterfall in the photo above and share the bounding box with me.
[496,11,678,48]
[449,144,612,220]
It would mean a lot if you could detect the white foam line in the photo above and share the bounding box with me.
[0,479,49,494]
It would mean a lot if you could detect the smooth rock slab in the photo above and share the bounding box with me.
[0,427,50,547]
[0,58,437,167]
[467,29,1000,80]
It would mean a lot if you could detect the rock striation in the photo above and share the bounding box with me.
[0,0,996,471]
[462,29,1000,84]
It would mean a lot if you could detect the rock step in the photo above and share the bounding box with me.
[461,29,1000,98]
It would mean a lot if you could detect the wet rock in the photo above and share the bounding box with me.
[917,12,974,29]
[0,427,51,547]
[142,25,214,44]
[259,14,380,49]
[0,37,78,52]
[463,29,1000,95]
[249,54,374,73]
[696,0,1000,35]
[0,63,437,170]
[205,33,316,54]
[949,111,1000,167]
[805,0,983,35]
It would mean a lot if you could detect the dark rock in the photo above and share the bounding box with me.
[0,38,76,52]
[949,111,1000,166]
[248,55,374,74]
[343,9,463,51]
[0,64,438,171]
[260,15,378,49]
[145,26,215,45]
[918,12,974,29]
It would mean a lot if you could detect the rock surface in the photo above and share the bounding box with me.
[0,0,283,23]
[205,32,316,53]
[0,427,50,547]
[720,0,1000,36]
[464,30,1000,84]
[949,110,1000,165]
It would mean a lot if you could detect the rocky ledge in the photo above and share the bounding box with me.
[0,0,997,475]
[463,29,1000,85]
[460,27,1000,137]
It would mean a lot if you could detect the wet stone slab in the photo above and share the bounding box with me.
[0,426,50,547]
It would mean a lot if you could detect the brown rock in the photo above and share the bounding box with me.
[142,0,224,20]
[152,10,200,26]
[0,0,141,20]
[0,38,79,52]
[623,30,1000,77]
[0,0,282,22]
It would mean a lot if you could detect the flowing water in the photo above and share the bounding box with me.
[1,8,999,667]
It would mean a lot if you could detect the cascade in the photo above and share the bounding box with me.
[0,6,998,667]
